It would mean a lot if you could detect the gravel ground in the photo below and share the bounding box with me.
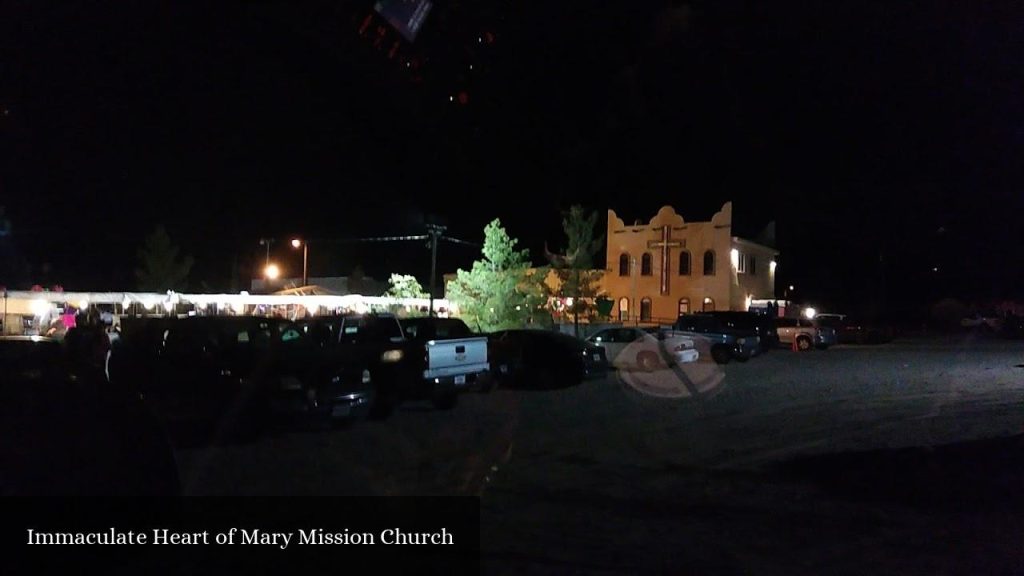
[174,336,1024,573]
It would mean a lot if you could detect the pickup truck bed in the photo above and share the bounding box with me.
[400,318,492,401]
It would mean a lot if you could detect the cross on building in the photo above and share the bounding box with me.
[647,225,683,296]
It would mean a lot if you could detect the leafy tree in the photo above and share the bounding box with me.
[134,225,194,291]
[384,274,428,298]
[447,219,544,332]
[561,204,603,269]
[547,205,606,333]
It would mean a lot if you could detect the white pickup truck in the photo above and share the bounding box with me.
[399,317,491,408]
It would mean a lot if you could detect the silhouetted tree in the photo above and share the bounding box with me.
[134,225,194,291]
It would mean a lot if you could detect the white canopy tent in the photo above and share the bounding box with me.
[1,290,454,335]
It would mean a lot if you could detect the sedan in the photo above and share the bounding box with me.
[488,329,609,388]
[586,327,699,371]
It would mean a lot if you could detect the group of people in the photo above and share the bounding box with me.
[3,311,180,496]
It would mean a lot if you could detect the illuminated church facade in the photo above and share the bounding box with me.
[597,202,778,323]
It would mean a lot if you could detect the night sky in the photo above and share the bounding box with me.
[2,1,1022,315]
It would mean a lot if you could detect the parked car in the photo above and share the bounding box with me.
[815,314,894,344]
[115,316,373,440]
[673,315,760,364]
[1,335,180,496]
[586,326,698,371]
[960,312,1003,332]
[300,313,485,415]
[399,317,493,402]
[774,317,837,350]
[487,329,609,388]
[698,311,779,352]
[296,313,417,417]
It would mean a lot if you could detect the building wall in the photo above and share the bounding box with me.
[597,202,777,322]
[441,203,777,325]
[731,239,778,311]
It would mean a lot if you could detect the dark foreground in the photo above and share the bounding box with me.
[175,337,1024,574]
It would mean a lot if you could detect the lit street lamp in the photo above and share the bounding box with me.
[264,263,281,281]
[291,238,308,287]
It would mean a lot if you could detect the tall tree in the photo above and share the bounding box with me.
[134,225,194,291]
[447,219,547,332]
[547,205,606,335]
[384,273,428,298]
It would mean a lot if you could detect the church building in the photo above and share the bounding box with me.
[600,202,777,323]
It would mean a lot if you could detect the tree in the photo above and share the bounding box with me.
[447,219,545,332]
[347,265,367,295]
[134,225,194,291]
[384,274,428,298]
[547,205,606,335]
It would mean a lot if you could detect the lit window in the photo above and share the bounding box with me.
[678,298,690,315]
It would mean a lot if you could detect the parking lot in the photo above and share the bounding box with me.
[175,336,1024,573]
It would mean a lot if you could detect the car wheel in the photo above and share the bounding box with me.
[711,346,731,365]
[797,336,812,351]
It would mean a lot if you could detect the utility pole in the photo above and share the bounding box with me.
[302,242,309,288]
[258,238,275,268]
[425,224,446,317]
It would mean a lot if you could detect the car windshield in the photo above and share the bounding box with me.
[7,4,1023,574]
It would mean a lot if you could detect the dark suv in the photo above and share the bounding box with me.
[297,313,423,418]
[673,315,761,364]
[115,316,374,440]
[698,311,779,353]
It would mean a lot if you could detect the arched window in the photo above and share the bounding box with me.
[678,250,691,275]
[618,254,631,277]
[641,252,653,276]
[618,297,629,321]
[702,297,715,312]
[640,297,652,321]
[703,250,716,276]
[678,298,690,315]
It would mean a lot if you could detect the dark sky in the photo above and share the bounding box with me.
[2,1,1022,313]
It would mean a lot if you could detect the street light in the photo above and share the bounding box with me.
[258,238,275,268]
[264,263,281,281]
[291,238,308,287]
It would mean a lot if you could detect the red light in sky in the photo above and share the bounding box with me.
[458,91,469,105]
